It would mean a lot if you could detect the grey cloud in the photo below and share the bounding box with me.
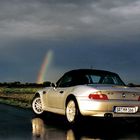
[0,0,140,42]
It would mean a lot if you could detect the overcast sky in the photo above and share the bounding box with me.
[0,0,140,84]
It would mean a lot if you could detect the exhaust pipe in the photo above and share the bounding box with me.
[104,113,113,118]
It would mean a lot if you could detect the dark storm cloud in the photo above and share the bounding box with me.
[0,0,140,83]
[51,40,140,84]
[0,39,58,82]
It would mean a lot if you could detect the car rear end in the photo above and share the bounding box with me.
[76,87,140,118]
[107,90,140,117]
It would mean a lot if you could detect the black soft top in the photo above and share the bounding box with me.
[65,69,117,76]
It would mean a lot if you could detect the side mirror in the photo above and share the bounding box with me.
[51,83,56,87]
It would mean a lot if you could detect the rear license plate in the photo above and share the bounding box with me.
[114,106,138,113]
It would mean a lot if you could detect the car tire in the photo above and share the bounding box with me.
[32,96,44,115]
[65,99,80,124]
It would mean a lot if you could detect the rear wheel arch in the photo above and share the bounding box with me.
[65,95,81,124]
[65,95,78,108]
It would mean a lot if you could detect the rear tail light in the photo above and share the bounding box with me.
[138,96,140,101]
[89,92,108,100]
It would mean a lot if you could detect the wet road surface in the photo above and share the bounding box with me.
[0,103,140,140]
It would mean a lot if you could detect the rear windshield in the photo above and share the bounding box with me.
[85,73,125,86]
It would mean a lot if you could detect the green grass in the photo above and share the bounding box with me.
[0,87,39,94]
[0,87,42,108]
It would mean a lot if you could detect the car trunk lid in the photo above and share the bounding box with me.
[90,84,140,101]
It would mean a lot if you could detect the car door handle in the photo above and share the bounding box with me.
[60,91,64,94]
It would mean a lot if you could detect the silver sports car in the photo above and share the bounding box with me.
[32,69,140,124]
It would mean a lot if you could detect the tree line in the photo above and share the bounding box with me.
[0,81,51,88]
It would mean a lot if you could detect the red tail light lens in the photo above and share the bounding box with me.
[89,92,108,100]
[138,96,140,101]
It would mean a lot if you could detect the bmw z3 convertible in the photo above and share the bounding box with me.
[32,69,140,124]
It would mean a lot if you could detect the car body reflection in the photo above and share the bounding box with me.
[31,116,140,140]
[32,117,73,140]
[32,118,46,139]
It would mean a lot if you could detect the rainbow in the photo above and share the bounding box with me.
[37,50,53,84]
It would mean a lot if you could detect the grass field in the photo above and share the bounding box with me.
[0,87,42,108]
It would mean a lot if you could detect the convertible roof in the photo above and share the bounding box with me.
[65,69,117,75]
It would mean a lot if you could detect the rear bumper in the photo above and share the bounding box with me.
[76,97,140,117]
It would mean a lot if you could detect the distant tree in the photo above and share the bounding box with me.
[43,81,51,87]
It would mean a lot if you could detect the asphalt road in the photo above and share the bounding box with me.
[0,104,33,140]
[0,103,140,140]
